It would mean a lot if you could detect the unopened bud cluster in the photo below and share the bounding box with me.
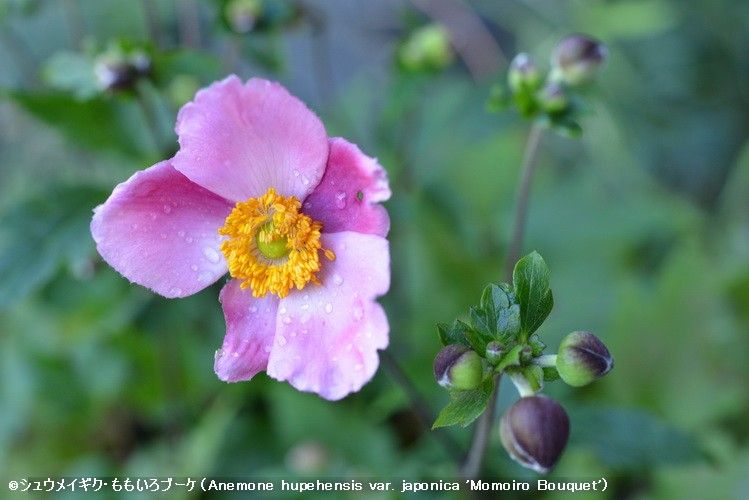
[94,48,152,92]
[489,34,607,136]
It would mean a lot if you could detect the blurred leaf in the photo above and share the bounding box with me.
[41,52,100,99]
[152,49,223,85]
[433,379,493,429]
[5,90,158,158]
[0,184,106,310]
[570,407,704,470]
[576,0,679,38]
[512,251,554,336]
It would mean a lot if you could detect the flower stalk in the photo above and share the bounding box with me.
[461,121,545,479]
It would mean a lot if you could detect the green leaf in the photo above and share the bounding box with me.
[6,91,159,159]
[528,334,546,356]
[495,344,523,372]
[542,366,560,382]
[432,379,494,429]
[521,365,544,392]
[512,251,554,335]
[469,305,492,338]
[0,185,107,310]
[41,52,100,100]
[437,320,469,347]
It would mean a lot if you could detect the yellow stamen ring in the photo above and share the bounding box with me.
[218,188,334,298]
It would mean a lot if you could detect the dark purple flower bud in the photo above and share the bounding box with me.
[556,331,613,387]
[499,395,570,474]
[551,34,607,85]
[433,344,482,390]
[508,53,541,92]
[130,51,152,77]
[94,57,138,91]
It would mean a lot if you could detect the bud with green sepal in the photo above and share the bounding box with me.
[550,34,607,86]
[556,331,613,386]
[485,341,505,365]
[508,53,542,92]
[434,345,483,391]
[538,81,568,114]
[499,395,570,474]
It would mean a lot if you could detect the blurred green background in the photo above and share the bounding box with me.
[1,0,748,498]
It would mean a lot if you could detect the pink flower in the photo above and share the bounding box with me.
[91,76,391,400]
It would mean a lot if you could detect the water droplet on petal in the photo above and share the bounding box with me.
[279,306,287,314]
[353,305,363,320]
[263,344,271,353]
[332,273,344,286]
[150,213,157,220]
[169,287,182,296]
[178,230,186,238]
[163,204,172,214]
[160,233,167,239]
[335,191,346,209]
[185,236,194,243]
[203,246,221,263]
[190,264,198,272]
[197,270,213,282]
[293,169,300,177]
[249,305,258,314]
[302,176,310,186]
[282,316,292,324]
[277,336,287,346]
[325,303,333,314]
[290,331,297,338]
[301,303,309,311]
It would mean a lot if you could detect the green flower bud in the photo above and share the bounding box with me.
[433,345,482,390]
[551,34,607,86]
[556,331,613,387]
[225,0,262,34]
[398,24,454,73]
[499,395,569,474]
[508,53,541,92]
[485,341,505,365]
[538,82,568,113]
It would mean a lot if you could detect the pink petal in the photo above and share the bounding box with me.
[266,232,390,400]
[91,160,232,298]
[174,75,329,202]
[214,279,279,382]
[303,138,391,237]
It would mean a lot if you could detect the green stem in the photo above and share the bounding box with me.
[461,121,544,479]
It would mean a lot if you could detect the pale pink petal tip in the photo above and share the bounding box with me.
[90,160,233,298]
[303,138,391,237]
[266,232,390,400]
[215,280,279,382]
[174,75,329,202]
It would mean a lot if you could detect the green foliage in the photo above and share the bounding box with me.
[512,251,554,337]
[432,379,494,429]
[0,185,107,310]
